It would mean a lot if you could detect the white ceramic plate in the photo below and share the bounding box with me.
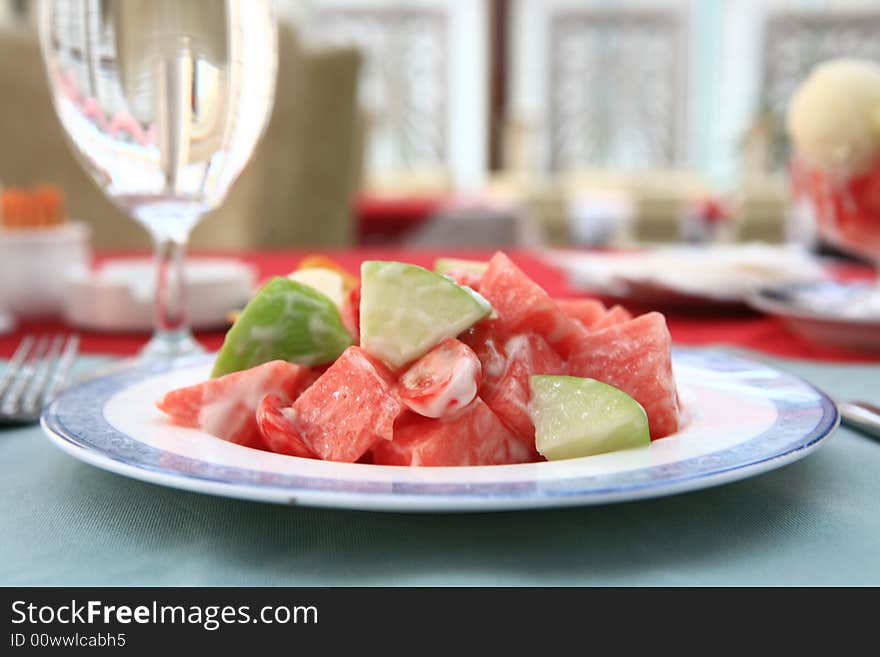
[40,349,838,512]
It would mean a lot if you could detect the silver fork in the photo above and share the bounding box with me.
[0,334,79,425]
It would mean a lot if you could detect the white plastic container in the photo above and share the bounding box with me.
[0,221,91,317]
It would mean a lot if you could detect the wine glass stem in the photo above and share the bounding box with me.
[155,236,187,336]
[141,235,203,360]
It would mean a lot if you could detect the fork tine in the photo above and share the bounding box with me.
[20,334,65,414]
[1,336,49,415]
[43,334,79,404]
[0,335,35,396]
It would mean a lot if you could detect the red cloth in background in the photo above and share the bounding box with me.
[1,248,879,363]
[355,193,446,243]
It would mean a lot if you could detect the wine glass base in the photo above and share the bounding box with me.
[139,330,205,363]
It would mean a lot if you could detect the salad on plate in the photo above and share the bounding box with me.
[156,252,681,466]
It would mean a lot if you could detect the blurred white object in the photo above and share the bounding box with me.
[567,189,634,246]
[546,243,826,307]
[0,222,91,317]
[64,258,257,332]
[0,309,14,335]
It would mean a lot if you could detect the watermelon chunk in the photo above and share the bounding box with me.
[460,320,507,385]
[256,394,316,458]
[593,304,633,330]
[479,252,588,358]
[482,333,566,456]
[567,312,680,439]
[292,346,404,462]
[156,360,314,449]
[397,338,482,418]
[556,298,607,330]
[372,398,534,466]
[556,298,632,331]
[463,323,565,456]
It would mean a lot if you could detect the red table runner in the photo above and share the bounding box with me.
[2,248,878,363]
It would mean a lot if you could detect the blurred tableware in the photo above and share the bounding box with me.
[63,257,256,333]
[546,243,825,310]
[0,221,90,317]
[793,157,880,279]
[681,196,730,244]
[567,189,633,246]
[747,280,880,352]
[39,0,277,360]
[0,333,78,425]
[838,400,880,442]
[0,310,14,335]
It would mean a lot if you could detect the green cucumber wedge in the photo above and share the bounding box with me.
[360,261,492,369]
[529,375,650,460]
[211,276,354,377]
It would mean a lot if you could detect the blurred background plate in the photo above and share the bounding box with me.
[545,243,825,311]
[747,280,880,352]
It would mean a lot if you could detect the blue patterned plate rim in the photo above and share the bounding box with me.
[39,348,839,512]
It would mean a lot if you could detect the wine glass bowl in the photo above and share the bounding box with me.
[38,0,278,359]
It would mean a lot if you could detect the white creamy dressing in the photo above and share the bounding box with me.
[197,365,277,440]
[480,335,506,382]
[402,356,480,418]
[246,324,284,346]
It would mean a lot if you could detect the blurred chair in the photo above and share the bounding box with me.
[731,176,789,244]
[624,170,713,244]
[0,20,362,250]
[512,168,714,246]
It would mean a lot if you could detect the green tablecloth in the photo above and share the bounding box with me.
[2,353,879,586]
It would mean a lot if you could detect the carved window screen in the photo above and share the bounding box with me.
[762,12,880,117]
[315,8,448,172]
[547,10,685,172]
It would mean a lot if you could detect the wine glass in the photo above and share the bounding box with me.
[38,0,278,360]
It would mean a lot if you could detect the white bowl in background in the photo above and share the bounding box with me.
[0,221,91,318]
[63,257,257,333]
